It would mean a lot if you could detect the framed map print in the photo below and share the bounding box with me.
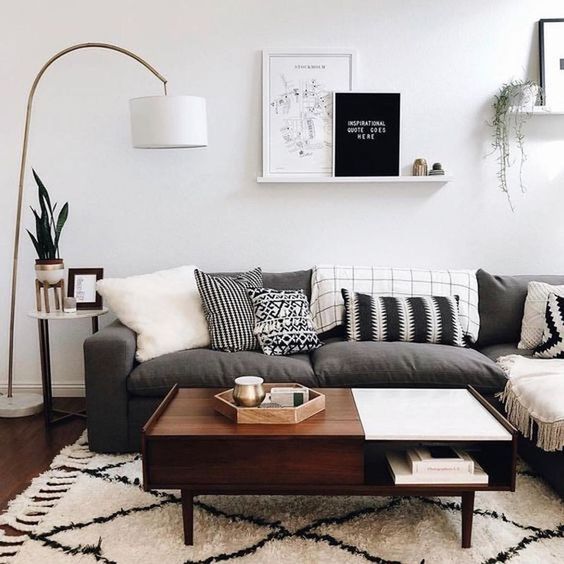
[262,49,355,177]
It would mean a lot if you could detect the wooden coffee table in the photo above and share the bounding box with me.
[142,385,516,548]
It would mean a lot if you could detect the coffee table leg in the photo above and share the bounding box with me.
[181,490,194,545]
[461,491,475,548]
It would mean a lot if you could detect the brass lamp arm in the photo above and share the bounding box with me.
[6,43,168,397]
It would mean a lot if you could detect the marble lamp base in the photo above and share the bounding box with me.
[0,393,43,418]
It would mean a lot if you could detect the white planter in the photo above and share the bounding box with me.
[35,260,65,284]
[512,85,540,109]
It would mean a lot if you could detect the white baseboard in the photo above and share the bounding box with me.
[1,384,85,398]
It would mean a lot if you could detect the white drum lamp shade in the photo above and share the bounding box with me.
[129,95,207,148]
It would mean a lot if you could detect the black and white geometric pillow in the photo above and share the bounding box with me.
[342,289,465,347]
[195,268,262,352]
[534,293,564,359]
[248,288,322,356]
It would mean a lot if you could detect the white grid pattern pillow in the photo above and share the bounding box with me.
[310,265,480,343]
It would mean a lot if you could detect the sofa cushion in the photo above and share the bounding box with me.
[128,348,317,396]
[476,269,564,347]
[264,270,313,300]
[478,343,533,362]
[213,270,313,300]
[311,340,507,394]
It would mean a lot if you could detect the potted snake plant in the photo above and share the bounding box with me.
[26,170,69,284]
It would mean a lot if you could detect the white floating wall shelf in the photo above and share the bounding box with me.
[257,176,454,184]
[510,106,564,115]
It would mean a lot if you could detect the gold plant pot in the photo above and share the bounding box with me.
[233,376,265,407]
[35,259,65,284]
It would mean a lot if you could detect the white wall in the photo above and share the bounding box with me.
[2,0,564,394]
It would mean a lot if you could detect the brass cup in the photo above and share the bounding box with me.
[233,376,265,407]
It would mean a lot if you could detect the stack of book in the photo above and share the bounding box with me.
[386,447,488,485]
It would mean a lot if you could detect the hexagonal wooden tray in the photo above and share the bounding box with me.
[213,383,325,424]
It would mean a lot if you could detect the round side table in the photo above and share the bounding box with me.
[28,308,108,426]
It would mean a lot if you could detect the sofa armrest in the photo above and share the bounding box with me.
[84,319,137,452]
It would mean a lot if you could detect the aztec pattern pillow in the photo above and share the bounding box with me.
[310,266,479,343]
[519,281,564,350]
[248,288,321,356]
[195,268,262,352]
[534,293,564,359]
[342,289,465,347]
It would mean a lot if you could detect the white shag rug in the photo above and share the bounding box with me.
[0,433,562,564]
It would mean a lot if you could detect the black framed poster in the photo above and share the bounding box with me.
[333,92,401,177]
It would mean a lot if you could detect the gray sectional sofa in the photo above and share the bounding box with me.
[84,268,564,496]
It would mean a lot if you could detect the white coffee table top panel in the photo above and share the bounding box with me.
[352,389,512,441]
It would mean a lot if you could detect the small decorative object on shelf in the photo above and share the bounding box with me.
[63,296,77,313]
[68,268,104,310]
[412,158,428,176]
[232,376,265,407]
[429,162,445,176]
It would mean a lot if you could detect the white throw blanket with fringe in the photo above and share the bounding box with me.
[497,355,564,452]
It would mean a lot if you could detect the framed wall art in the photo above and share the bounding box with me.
[262,49,355,177]
[539,19,564,108]
[68,268,104,310]
[333,92,401,177]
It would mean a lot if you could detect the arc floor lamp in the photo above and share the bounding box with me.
[0,42,207,417]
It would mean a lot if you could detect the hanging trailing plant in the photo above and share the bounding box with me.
[489,80,540,210]
[26,170,69,260]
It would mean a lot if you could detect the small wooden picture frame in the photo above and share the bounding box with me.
[68,268,104,310]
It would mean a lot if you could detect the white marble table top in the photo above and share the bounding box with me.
[352,388,513,441]
[28,308,108,320]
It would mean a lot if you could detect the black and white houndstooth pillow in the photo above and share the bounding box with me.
[248,288,322,356]
[342,289,465,347]
[195,268,262,352]
[534,293,564,359]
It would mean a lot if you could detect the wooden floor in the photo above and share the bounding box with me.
[0,398,86,512]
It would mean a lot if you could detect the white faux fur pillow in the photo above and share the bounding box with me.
[96,266,209,362]
[518,281,564,350]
